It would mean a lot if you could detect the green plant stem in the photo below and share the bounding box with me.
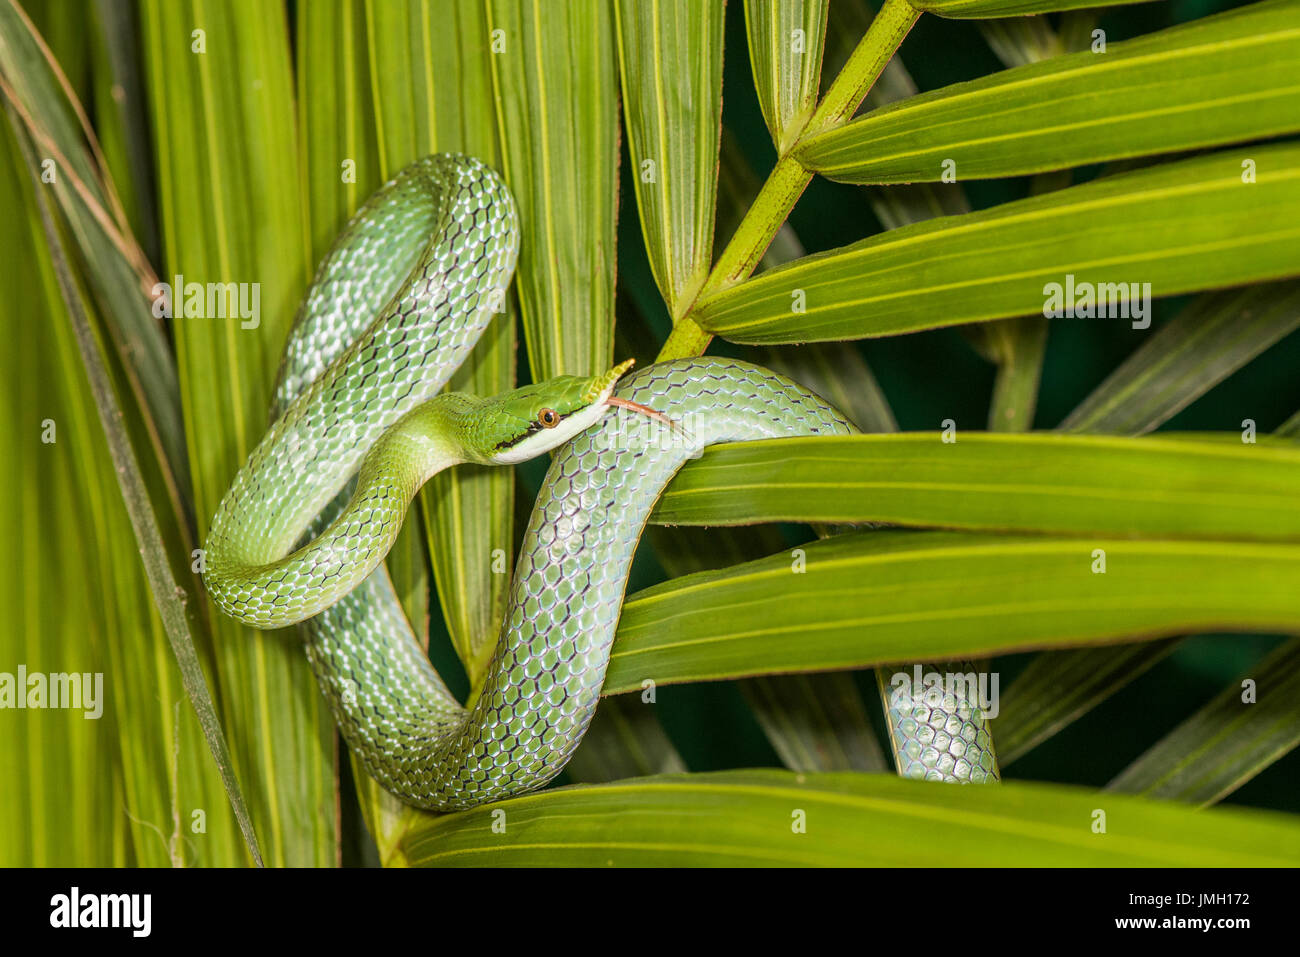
[981,171,1065,431]
[657,0,920,361]
[987,316,1049,431]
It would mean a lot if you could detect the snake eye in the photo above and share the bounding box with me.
[537,408,560,429]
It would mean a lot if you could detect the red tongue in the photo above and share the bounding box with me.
[605,395,678,429]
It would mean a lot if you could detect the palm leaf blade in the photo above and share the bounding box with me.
[655,433,1300,540]
[798,1,1300,184]
[1108,638,1300,805]
[695,144,1300,342]
[401,769,1300,866]
[605,531,1300,691]
[615,0,725,320]
[140,0,335,866]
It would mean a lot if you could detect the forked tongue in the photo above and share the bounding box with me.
[599,358,680,430]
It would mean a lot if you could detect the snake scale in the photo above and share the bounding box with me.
[204,154,998,812]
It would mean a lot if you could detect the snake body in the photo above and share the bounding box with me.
[205,154,997,812]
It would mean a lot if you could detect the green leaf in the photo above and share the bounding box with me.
[2,5,263,865]
[0,113,249,866]
[653,433,1300,540]
[565,697,688,783]
[298,0,379,260]
[980,315,1049,431]
[400,769,1300,866]
[604,531,1300,693]
[739,674,887,772]
[762,343,898,432]
[0,119,133,866]
[350,750,423,868]
[977,14,1064,68]
[695,143,1300,343]
[365,0,494,178]
[1108,638,1300,805]
[615,0,725,321]
[486,0,619,380]
[914,0,1157,19]
[1061,282,1300,434]
[798,0,1300,185]
[970,172,1068,432]
[90,0,161,263]
[744,0,829,155]
[0,0,190,516]
[140,0,335,867]
[996,641,1179,766]
[714,125,898,438]
[864,177,969,231]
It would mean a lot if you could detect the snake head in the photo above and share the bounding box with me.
[474,358,641,465]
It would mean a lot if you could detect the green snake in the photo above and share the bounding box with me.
[204,154,998,811]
